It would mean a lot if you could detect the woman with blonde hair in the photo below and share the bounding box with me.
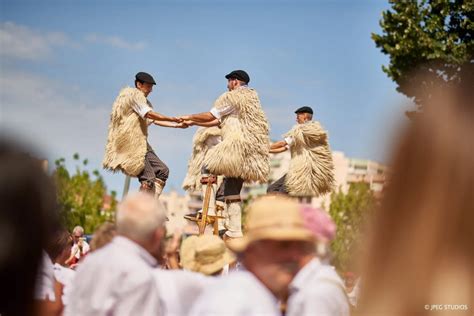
[357,75,473,316]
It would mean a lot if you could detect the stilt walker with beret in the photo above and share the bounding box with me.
[181,70,270,239]
[268,106,335,198]
[103,72,185,199]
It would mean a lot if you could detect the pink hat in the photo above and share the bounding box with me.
[299,206,336,242]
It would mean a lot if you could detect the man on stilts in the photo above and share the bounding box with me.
[182,126,225,235]
[268,106,335,199]
[103,72,185,199]
[181,70,270,239]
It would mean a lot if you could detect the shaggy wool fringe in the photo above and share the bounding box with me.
[284,121,335,196]
[102,87,149,177]
[182,126,222,191]
[204,88,270,183]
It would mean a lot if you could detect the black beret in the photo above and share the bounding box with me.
[225,70,250,84]
[135,72,156,85]
[295,106,313,115]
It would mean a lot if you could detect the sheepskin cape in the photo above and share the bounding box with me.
[182,126,222,192]
[284,121,335,196]
[102,87,151,177]
[204,87,270,183]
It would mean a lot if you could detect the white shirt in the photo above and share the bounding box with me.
[34,251,56,301]
[287,258,349,316]
[189,270,281,316]
[131,98,153,119]
[154,269,215,316]
[209,86,249,121]
[71,240,90,260]
[64,236,161,316]
[210,104,237,121]
[53,263,75,305]
[284,136,294,149]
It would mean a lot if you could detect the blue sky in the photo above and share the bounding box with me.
[0,0,412,195]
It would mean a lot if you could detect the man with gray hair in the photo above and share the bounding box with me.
[64,193,167,316]
[67,225,90,265]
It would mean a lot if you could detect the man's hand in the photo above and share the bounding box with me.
[175,122,189,129]
[171,117,183,123]
[184,120,195,126]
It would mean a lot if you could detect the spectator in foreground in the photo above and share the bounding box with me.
[356,74,474,315]
[64,192,167,316]
[48,229,75,307]
[286,206,349,316]
[0,138,59,316]
[190,196,315,316]
[35,228,74,315]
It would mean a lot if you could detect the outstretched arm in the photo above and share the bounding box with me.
[153,121,188,129]
[184,119,220,127]
[180,112,216,123]
[146,111,182,123]
[270,140,288,153]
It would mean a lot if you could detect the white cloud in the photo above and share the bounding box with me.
[0,21,76,60]
[0,21,147,62]
[85,33,146,51]
[0,70,109,160]
[0,70,194,194]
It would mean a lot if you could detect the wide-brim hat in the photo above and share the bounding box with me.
[227,196,315,253]
[180,235,199,270]
[180,235,235,275]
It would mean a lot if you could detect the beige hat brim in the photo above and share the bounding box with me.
[198,250,236,275]
[227,227,315,253]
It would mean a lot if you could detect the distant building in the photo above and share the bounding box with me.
[312,151,388,208]
[160,190,194,235]
[166,150,388,231]
[248,150,388,209]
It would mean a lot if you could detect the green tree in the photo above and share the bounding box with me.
[372,1,473,112]
[52,153,117,233]
[329,183,375,273]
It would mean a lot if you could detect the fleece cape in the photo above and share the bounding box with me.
[103,87,152,177]
[204,87,270,183]
[284,121,335,196]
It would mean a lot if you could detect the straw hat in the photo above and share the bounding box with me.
[227,196,315,252]
[180,235,235,275]
[180,235,199,271]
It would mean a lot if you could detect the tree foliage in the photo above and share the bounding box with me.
[52,153,117,233]
[329,183,375,272]
[372,0,473,110]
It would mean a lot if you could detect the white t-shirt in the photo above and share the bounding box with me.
[154,269,215,316]
[64,236,161,316]
[53,263,75,305]
[287,258,350,316]
[34,251,56,301]
[189,270,281,316]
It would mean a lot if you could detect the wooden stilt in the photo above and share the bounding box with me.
[198,176,214,235]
